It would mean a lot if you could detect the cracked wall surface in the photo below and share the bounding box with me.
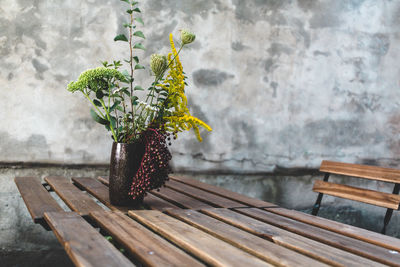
[1,0,400,172]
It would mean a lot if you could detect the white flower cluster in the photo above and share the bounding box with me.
[138,101,159,112]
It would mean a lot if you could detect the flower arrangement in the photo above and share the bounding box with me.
[67,0,211,201]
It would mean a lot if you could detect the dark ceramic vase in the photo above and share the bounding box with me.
[109,142,145,206]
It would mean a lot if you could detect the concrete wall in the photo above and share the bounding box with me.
[1,0,400,171]
[1,0,400,265]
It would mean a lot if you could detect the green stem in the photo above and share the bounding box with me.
[83,93,106,120]
[138,45,185,120]
[100,99,118,142]
[128,8,135,139]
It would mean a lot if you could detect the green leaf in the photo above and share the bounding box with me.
[90,109,109,125]
[134,64,145,70]
[131,1,138,5]
[133,56,139,64]
[116,106,125,112]
[123,23,135,29]
[93,99,102,107]
[96,90,104,99]
[110,116,117,128]
[135,17,144,25]
[127,9,133,14]
[120,0,129,3]
[109,101,121,112]
[132,7,141,12]
[133,43,145,50]
[134,85,144,91]
[114,34,128,42]
[133,31,145,39]
[131,96,139,105]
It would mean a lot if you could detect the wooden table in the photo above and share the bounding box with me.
[15,175,400,267]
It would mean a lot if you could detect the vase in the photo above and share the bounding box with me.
[109,142,145,206]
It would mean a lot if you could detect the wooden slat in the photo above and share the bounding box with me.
[167,209,328,267]
[171,175,277,208]
[98,176,110,186]
[320,160,400,183]
[151,187,214,209]
[99,176,248,209]
[264,207,400,252]
[128,210,272,267]
[90,211,204,267]
[45,176,104,216]
[14,177,63,224]
[313,180,400,209]
[72,177,129,212]
[235,208,400,266]
[144,193,182,211]
[166,179,248,208]
[72,177,180,212]
[202,208,387,267]
[44,212,134,267]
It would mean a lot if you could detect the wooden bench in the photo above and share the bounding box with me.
[312,160,400,234]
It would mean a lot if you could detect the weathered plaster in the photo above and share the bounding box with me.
[2,0,400,172]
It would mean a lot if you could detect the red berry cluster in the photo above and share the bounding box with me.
[129,128,172,199]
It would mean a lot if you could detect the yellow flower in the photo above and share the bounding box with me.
[159,34,212,142]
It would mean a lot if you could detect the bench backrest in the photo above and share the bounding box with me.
[319,160,400,184]
[313,161,400,210]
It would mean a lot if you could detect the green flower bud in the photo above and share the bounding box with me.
[150,54,168,77]
[180,29,196,45]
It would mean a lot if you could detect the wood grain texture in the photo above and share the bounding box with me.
[14,176,63,224]
[128,210,272,267]
[313,180,400,209]
[202,208,386,267]
[151,187,214,209]
[144,193,182,211]
[97,176,110,186]
[235,208,400,267]
[73,177,181,212]
[320,160,400,183]
[167,209,328,267]
[90,211,204,267]
[44,211,134,267]
[265,207,400,252]
[166,179,248,208]
[45,176,104,216]
[72,177,129,213]
[171,175,277,208]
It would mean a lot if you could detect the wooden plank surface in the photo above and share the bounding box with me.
[72,177,129,213]
[202,208,387,267]
[320,160,400,183]
[90,211,204,267]
[44,211,134,267]
[171,175,277,208]
[166,179,248,208]
[128,210,272,267]
[265,207,400,252]
[151,187,214,209]
[45,176,104,216]
[167,209,328,267]
[73,177,180,212]
[235,208,400,266]
[14,176,63,224]
[98,176,110,186]
[313,180,400,209]
[144,193,182,211]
